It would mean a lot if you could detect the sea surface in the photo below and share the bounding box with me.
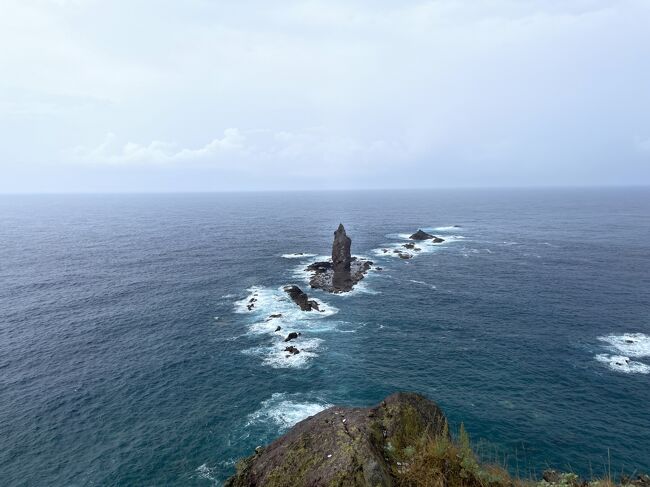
[1,189,649,486]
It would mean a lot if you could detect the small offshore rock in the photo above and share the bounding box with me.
[410,229,434,240]
[284,332,299,342]
[284,285,320,311]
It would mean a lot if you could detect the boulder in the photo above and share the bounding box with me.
[432,237,445,243]
[274,326,281,332]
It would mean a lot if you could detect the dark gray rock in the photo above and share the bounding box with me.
[410,229,434,240]
[283,285,320,311]
[284,346,300,355]
[284,332,299,342]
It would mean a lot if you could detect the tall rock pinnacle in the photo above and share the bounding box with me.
[307,224,372,293]
[332,223,352,273]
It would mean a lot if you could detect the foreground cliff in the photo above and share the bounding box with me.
[225,393,447,487]
[225,393,650,487]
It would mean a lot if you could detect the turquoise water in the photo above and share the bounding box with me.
[1,189,649,486]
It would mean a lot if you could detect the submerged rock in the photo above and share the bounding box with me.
[284,346,300,355]
[410,229,434,240]
[225,392,448,487]
[307,224,372,293]
[432,236,445,243]
[274,326,281,332]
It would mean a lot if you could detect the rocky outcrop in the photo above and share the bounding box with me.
[283,285,321,311]
[284,346,300,355]
[409,230,444,243]
[307,224,372,293]
[409,229,434,240]
[225,392,448,487]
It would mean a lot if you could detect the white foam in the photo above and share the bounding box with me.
[246,393,331,431]
[196,463,218,483]
[234,286,338,320]
[243,337,323,369]
[431,225,461,231]
[282,252,317,259]
[372,234,465,260]
[595,354,650,374]
[598,333,650,358]
[408,279,437,289]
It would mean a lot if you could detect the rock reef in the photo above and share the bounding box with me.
[307,224,372,293]
[225,392,447,487]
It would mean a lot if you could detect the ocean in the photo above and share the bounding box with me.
[1,188,649,486]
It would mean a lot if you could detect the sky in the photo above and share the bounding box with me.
[1,0,649,193]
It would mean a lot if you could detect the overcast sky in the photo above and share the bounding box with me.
[1,0,649,192]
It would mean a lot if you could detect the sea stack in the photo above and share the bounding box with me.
[306,224,372,293]
[332,224,353,290]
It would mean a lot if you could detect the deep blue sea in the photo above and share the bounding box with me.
[1,189,649,486]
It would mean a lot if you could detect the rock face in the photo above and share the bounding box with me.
[225,392,448,487]
[307,224,372,293]
[409,229,434,240]
[284,285,320,311]
[332,223,352,288]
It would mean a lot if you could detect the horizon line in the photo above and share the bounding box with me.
[0,183,649,196]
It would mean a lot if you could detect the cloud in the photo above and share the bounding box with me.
[72,128,404,174]
[73,129,246,164]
